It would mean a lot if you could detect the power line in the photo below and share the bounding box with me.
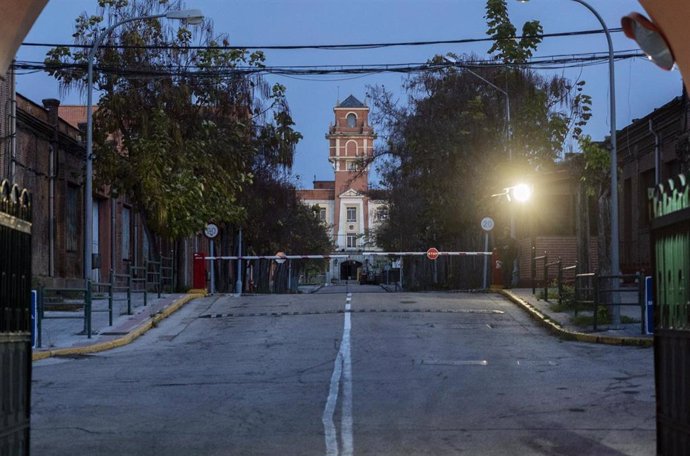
[13,49,645,79]
[21,27,624,52]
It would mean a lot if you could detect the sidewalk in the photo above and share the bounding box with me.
[500,288,653,347]
[32,290,205,361]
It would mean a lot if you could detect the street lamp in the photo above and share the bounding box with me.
[518,0,620,326]
[84,9,204,282]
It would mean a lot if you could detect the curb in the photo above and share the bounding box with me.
[32,293,204,361]
[497,290,653,348]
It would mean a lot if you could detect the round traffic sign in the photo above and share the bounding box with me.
[204,223,219,239]
[481,217,495,232]
[426,247,440,260]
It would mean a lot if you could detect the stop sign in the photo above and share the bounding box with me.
[426,247,439,260]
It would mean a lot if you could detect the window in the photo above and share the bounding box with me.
[346,207,357,222]
[66,185,79,252]
[347,161,357,171]
[346,113,356,128]
[122,206,131,260]
[347,233,357,248]
[375,207,388,222]
[318,207,327,223]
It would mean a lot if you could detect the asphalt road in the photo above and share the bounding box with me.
[31,286,655,455]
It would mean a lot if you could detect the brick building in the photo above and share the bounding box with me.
[617,94,687,274]
[0,72,209,289]
[298,95,386,281]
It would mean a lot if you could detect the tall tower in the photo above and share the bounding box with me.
[326,95,375,251]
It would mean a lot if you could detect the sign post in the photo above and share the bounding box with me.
[204,223,219,294]
[481,217,494,289]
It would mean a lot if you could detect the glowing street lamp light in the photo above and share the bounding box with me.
[83,9,204,282]
[517,0,621,327]
[510,183,532,203]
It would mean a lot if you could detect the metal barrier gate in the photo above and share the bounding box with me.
[0,181,32,456]
[650,173,690,455]
[199,251,493,293]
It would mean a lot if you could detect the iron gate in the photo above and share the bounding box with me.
[650,173,690,455]
[0,181,32,456]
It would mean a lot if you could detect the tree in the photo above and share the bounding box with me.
[44,0,301,241]
[576,135,612,277]
[369,0,593,266]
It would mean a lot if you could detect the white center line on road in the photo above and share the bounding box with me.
[323,293,354,456]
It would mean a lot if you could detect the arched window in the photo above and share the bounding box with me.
[346,113,357,128]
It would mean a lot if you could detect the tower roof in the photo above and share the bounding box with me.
[337,95,366,108]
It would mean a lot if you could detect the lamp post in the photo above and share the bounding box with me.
[83,9,203,283]
[444,56,511,157]
[444,56,518,285]
[518,0,620,326]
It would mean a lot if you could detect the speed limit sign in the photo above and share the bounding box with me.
[481,217,495,232]
[204,223,219,239]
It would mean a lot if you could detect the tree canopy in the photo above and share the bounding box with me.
[369,0,593,252]
[45,0,316,247]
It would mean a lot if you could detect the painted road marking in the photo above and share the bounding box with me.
[420,359,489,366]
[199,308,503,319]
[323,293,354,456]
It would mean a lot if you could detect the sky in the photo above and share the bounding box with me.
[15,0,684,189]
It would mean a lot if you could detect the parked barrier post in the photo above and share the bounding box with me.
[557,258,563,305]
[108,270,114,326]
[37,287,43,348]
[638,272,645,335]
[544,252,549,301]
[144,260,148,307]
[86,281,92,339]
[531,246,536,295]
[127,266,132,315]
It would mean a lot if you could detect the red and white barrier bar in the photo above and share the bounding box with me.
[200,251,492,261]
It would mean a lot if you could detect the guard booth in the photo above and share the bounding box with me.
[650,173,690,455]
[0,182,32,456]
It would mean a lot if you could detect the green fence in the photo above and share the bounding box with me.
[650,172,690,454]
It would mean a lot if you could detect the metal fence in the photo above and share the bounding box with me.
[36,258,174,347]
[0,181,32,456]
[530,247,647,334]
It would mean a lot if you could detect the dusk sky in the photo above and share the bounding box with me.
[16,0,684,188]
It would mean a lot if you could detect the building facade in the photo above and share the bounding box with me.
[298,95,386,281]
[617,95,687,274]
[0,71,209,290]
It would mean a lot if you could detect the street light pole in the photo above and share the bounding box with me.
[83,9,203,283]
[444,57,519,285]
[518,0,620,325]
[444,57,511,156]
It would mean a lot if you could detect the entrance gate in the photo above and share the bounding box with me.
[198,250,492,293]
[0,181,32,456]
[650,173,690,455]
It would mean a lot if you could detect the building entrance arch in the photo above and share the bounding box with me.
[339,259,362,281]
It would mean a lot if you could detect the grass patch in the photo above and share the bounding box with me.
[571,307,640,327]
